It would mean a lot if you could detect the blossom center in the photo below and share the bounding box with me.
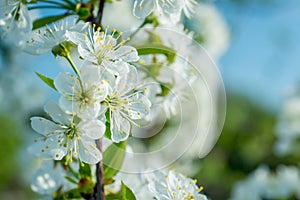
[75,89,93,108]
[106,92,127,111]
[64,123,78,139]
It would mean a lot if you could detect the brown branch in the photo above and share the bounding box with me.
[94,138,105,200]
[93,0,106,28]
[90,1,106,199]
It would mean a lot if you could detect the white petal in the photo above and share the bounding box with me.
[133,0,155,19]
[78,43,98,63]
[126,94,151,120]
[28,135,67,160]
[110,111,131,142]
[78,140,102,164]
[115,64,137,92]
[18,4,32,31]
[93,83,108,102]
[66,31,85,45]
[78,119,105,139]
[80,65,100,84]
[78,102,101,120]
[106,61,129,76]
[99,70,116,88]
[31,117,61,135]
[113,46,139,62]
[44,101,72,125]
[54,72,81,95]
[58,95,79,115]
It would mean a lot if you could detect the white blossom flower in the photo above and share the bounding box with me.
[147,170,207,200]
[102,66,152,142]
[133,0,198,23]
[189,4,230,60]
[107,172,153,199]
[180,0,198,19]
[0,0,32,46]
[30,101,105,164]
[230,165,300,200]
[274,96,300,156]
[31,161,65,195]
[67,25,139,75]
[54,65,108,119]
[23,16,86,55]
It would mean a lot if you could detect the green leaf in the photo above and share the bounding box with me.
[79,163,92,179]
[135,44,176,64]
[33,14,69,30]
[103,140,127,179]
[104,122,111,140]
[35,72,57,91]
[75,7,90,20]
[121,181,136,200]
[106,193,122,200]
[63,188,82,199]
[64,176,78,184]
[104,111,112,140]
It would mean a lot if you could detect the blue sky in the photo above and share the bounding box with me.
[216,0,300,111]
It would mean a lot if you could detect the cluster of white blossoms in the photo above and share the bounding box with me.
[108,170,208,200]
[274,96,300,156]
[133,0,198,23]
[0,0,218,199]
[147,170,207,200]
[26,20,153,164]
[230,165,300,200]
[0,0,32,46]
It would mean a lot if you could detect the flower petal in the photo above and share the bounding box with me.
[44,101,72,125]
[113,46,139,62]
[66,31,85,46]
[54,72,81,95]
[78,119,106,139]
[31,117,61,135]
[133,0,155,19]
[80,65,100,84]
[78,140,102,164]
[106,61,129,76]
[126,94,151,120]
[110,111,131,142]
[78,43,98,63]
[77,102,101,120]
[28,135,67,160]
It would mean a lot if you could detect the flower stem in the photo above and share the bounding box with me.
[65,54,81,78]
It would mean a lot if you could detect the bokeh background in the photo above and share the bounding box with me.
[1,0,300,199]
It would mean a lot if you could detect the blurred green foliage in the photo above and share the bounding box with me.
[0,114,22,188]
[195,93,299,200]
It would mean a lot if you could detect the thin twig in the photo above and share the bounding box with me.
[91,1,106,199]
[93,0,106,28]
[94,138,105,200]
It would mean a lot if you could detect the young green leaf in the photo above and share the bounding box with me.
[135,44,176,64]
[63,188,82,199]
[79,163,92,179]
[35,72,57,91]
[64,176,78,184]
[121,181,137,200]
[33,14,70,30]
[103,140,127,179]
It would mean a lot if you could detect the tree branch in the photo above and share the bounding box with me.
[94,138,105,200]
[93,0,106,28]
